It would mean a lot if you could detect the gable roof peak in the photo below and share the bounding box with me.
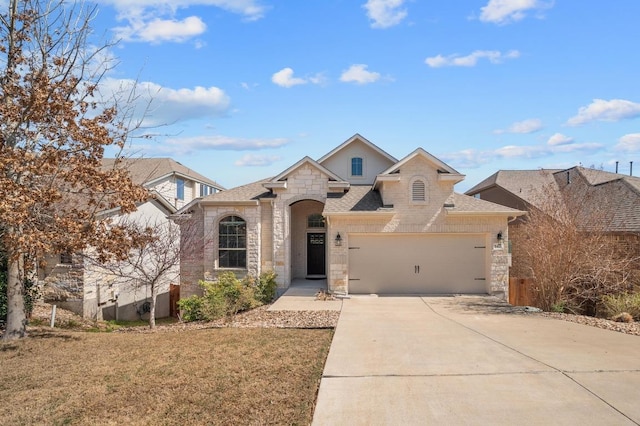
[382,147,462,176]
[317,133,398,164]
[269,156,345,184]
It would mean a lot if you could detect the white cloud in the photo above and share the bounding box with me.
[340,64,381,85]
[479,0,552,25]
[271,68,307,88]
[103,0,266,43]
[234,153,282,167]
[363,0,407,29]
[425,50,520,68]
[100,78,231,127]
[495,144,547,158]
[494,118,543,134]
[154,135,289,155]
[616,133,640,152]
[122,16,207,43]
[547,133,573,146]
[566,99,640,126]
[271,68,324,88]
[441,139,603,169]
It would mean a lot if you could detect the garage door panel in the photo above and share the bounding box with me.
[348,234,487,294]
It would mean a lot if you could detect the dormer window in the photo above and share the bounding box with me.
[351,157,363,177]
[411,178,426,203]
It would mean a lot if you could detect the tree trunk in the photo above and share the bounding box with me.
[3,254,27,341]
[149,283,157,329]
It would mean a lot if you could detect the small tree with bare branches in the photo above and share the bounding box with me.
[86,213,181,329]
[518,180,639,315]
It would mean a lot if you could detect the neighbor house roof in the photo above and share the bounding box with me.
[467,166,640,232]
[101,158,224,190]
[465,169,562,206]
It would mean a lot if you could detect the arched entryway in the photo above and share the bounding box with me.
[290,200,326,279]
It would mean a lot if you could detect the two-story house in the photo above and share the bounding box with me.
[40,158,224,320]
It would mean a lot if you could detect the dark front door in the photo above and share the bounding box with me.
[307,233,326,276]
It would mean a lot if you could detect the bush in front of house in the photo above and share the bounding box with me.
[601,291,640,321]
[177,271,278,322]
[254,270,278,304]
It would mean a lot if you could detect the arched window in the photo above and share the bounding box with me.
[307,213,325,228]
[412,179,426,202]
[351,157,363,176]
[219,216,246,268]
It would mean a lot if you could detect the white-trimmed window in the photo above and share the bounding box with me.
[351,157,363,177]
[176,178,185,200]
[200,184,217,197]
[218,216,246,268]
[411,178,427,203]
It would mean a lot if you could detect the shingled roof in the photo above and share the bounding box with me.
[199,178,273,203]
[323,186,384,214]
[467,167,640,233]
[101,158,223,189]
[446,193,525,215]
[465,169,561,206]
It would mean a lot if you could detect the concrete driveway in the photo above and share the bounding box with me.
[313,296,640,425]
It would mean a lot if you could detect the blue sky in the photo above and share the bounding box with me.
[90,0,640,191]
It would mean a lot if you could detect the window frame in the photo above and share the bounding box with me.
[307,213,325,229]
[351,157,364,177]
[218,215,247,269]
[176,178,185,200]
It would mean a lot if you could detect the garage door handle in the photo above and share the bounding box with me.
[415,265,420,274]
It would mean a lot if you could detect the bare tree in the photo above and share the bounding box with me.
[0,0,148,340]
[86,213,180,329]
[518,181,639,315]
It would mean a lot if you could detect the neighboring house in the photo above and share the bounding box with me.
[465,166,640,277]
[40,158,224,320]
[101,157,225,209]
[176,134,524,299]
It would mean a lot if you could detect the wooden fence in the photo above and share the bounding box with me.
[508,278,535,306]
[169,284,180,318]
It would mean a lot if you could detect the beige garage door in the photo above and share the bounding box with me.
[348,234,488,294]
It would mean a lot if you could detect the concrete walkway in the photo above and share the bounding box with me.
[313,296,640,425]
[268,279,342,311]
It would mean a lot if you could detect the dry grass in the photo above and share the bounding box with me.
[0,327,333,425]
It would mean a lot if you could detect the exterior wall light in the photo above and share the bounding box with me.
[497,231,503,242]
[335,232,342,246]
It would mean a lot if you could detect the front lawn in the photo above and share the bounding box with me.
[0,327,333,425]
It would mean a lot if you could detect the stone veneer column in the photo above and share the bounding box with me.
[490,243,509,299]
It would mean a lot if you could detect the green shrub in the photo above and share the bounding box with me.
[177,295,206,322]
[255,270,278,304]
[177,271,279,322]
[601,292,640,320]
[550,301,566,313]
